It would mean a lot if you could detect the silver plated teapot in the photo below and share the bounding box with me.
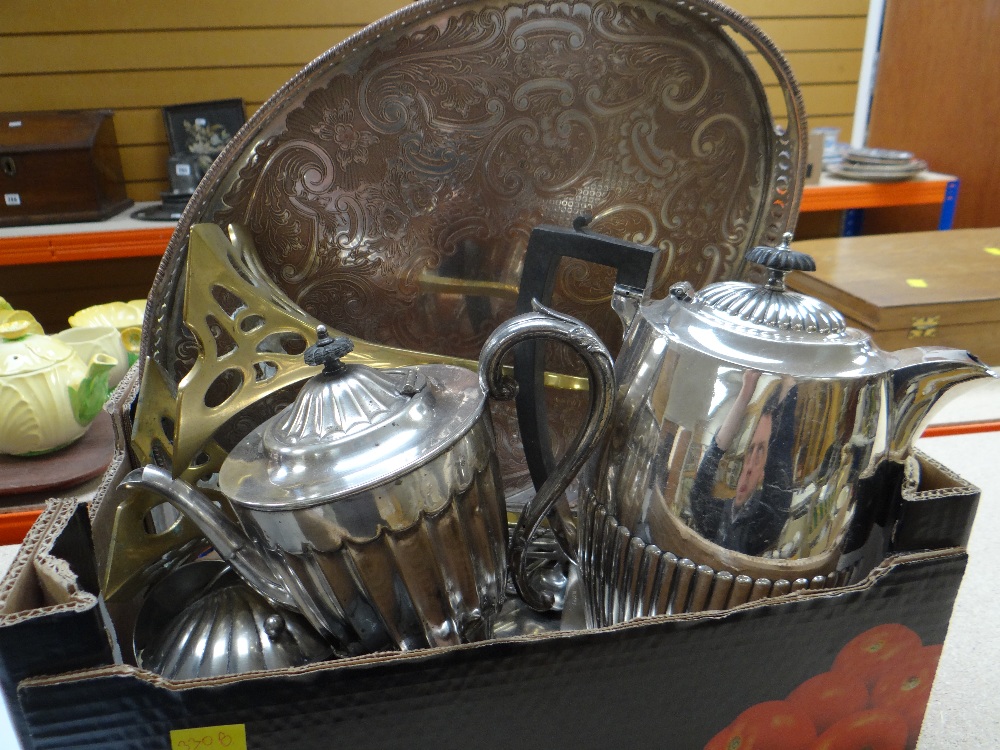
[513,226,996,625]
[123,315,614,655]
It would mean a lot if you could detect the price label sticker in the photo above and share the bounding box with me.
[984,247,1000,256]
[4,193,21,207]
[169,724,246,750]
[906,278,928,288]
[175,162,192,177]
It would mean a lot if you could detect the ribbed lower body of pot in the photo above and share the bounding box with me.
[254,417,509,655]
[580,501,854,627]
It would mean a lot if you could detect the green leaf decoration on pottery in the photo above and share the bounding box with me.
[68,354,117,425]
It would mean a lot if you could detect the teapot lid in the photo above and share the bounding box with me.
[688,233,847,335]
[0,333,76,377]
[220,326,486,510]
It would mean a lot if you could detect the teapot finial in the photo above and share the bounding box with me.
[304,325,354,374]
[747,233,817,292]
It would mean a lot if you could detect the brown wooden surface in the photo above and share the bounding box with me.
[788,228,1000,331]
[0,410,114,496]
[866,0,1000,231]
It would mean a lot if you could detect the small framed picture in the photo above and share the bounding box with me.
[162,98,246,172]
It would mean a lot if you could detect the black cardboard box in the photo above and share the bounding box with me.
[0,449,979,750]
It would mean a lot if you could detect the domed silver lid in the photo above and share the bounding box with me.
[688,233,847,335]
[220,326,486,510]
[136,562,333,679]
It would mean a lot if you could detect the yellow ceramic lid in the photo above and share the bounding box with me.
[0,333,76,377]
[68,301,143,329]
[0,310,45,339]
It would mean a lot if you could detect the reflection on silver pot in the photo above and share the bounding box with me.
[514,227,997,625]
[121,312,613,655]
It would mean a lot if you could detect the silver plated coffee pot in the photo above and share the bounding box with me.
[514,226,996,625]
[123,314,614,655]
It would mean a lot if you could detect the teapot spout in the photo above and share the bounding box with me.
[69,353,117,426]
[890,346,998,459]
[119,466,297,609]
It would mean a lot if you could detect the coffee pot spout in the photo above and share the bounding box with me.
[119,466,297,609]
[890,346,998,460]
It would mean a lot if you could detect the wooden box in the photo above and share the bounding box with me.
[0,110,133,227]
[788,228,1000,364]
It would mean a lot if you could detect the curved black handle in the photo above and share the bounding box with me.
[513,217,660,499]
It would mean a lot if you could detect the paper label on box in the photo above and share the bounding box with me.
[984,246,1000,256]
[169,724,247,750]
[906,278,928,288]
[4,193,21,206]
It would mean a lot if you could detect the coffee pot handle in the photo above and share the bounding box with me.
[480,302,615,611]
[513,217,659,502]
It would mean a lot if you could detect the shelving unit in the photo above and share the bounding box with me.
[800,170,959,235]
[0,203,175,266]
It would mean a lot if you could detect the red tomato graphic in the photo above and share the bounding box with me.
[704,700,817,750]
[871,644,943,746]
[787,669,870,733]
[832,624,923,689]
[810,709,909,750]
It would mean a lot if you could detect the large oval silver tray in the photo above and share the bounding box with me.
[142,0,806,497]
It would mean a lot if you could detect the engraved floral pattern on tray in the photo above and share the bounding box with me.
[149,0,804,497]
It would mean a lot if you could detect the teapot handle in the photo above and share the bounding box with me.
[513,217,659,501]
[479,302,615,611]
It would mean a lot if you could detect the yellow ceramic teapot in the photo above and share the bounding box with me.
[68,301,144,367]
[0,303,117,456]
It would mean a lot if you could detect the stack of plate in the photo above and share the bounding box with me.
[826,147,928,182]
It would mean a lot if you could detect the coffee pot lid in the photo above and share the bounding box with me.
[689,233,847,335]
[220,325,485,509]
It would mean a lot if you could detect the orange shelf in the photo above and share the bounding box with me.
[0,509,42,545]
[922,420,1000,439]
[0,226,173,266]
[800,172,959,214]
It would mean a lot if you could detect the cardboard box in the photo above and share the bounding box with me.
[0,447,978,749]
